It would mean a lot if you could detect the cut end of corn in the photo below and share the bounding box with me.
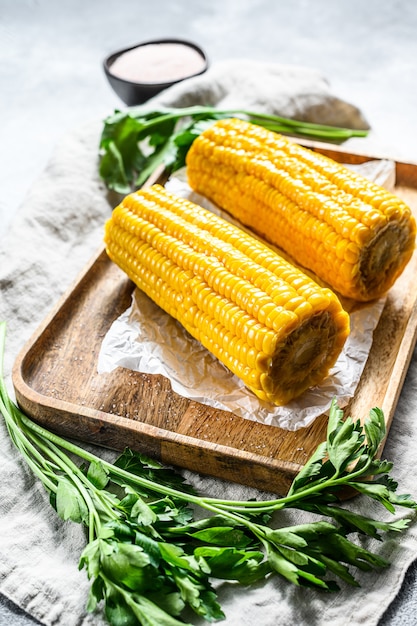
[104,184,350,406]
[186,117,416,301]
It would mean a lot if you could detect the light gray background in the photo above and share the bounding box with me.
[1,1,417,624]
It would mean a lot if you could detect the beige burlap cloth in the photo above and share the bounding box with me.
[0,60,416,626]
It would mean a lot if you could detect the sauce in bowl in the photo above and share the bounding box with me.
[109,42,207,84]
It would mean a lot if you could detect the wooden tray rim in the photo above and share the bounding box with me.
[11,142,417,492]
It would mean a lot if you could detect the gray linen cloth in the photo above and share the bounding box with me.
[0,60,416,626]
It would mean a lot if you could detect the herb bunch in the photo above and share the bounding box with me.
[99,105,369,194]
[0,321,415,626]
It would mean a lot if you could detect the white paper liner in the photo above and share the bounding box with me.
[98,159,395,431]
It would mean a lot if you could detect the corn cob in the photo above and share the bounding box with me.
[186,117,416,301]
[104,184,349,405]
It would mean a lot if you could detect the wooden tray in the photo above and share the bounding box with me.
[12,144,417,495]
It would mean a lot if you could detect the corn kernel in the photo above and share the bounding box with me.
[186,117,415,301]
[105,183,350,405]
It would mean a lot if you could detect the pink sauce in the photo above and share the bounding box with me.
[109,42,206,84]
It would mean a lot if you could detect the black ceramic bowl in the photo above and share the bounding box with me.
[103,38,209,106]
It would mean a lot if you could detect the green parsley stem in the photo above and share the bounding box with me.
[15,406,369,523]
[120,105,369,140]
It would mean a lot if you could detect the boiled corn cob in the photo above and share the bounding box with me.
[104,184,350,405]
[186,117,416,301]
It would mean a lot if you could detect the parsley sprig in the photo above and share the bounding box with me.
[0,321,415,625]
[98,105,369,194]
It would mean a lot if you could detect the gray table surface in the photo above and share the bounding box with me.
[2,0,417,624]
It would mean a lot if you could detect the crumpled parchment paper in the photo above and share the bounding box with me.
[97,161,393,431]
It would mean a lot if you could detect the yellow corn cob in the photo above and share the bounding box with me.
[186,117,416,301]
[104,184,350,405]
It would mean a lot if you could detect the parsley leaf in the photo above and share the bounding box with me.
[0,321,415,625]
[98,105,369,194]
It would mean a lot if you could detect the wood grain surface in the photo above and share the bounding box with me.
[12,145,417,495]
